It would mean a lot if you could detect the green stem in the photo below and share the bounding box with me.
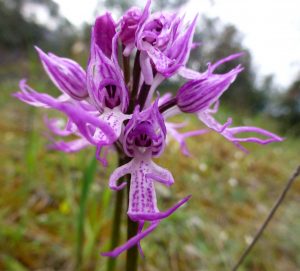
[125,183,139,271]
[106,155,126,271]
[127,50,141,114]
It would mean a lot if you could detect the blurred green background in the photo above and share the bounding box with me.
[0,0,300,270]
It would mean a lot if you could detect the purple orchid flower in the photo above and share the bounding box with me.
[173,53,284,151]
[134,0,198,85]
[101,101,191,257]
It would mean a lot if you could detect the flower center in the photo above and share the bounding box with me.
[104,84,121,109]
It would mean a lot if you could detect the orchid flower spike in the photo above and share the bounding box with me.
[14,2,284,261]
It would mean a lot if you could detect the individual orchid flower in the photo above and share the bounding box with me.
[101,101,191,257]
[135,0,198,85]
[174,53,284,150]
[86,16,133,161]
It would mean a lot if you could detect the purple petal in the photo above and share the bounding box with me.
[163,14,198,76]
[101,221,160,258]
[15,80,117,146]
[166,122,209,156]
[177,65,243,113]
[140,50,154,85]
[48,138,90,153]
[128,195,191,221]
[119,7,142,48]
[102,195,190,257]
[198,109,283,152]
[35,47,88,100]
[87,33,129,112]
[94,13,116,58]
[44,117,76,137]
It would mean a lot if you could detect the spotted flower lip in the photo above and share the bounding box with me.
[101,133,191,258]
[35,47,88,100]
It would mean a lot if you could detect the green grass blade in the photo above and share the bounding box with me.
[76,156,98,271]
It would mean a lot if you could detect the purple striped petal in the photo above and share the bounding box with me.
[177,55,244,113]
[14,80,117,146]
[87,31,129,112]
[35,47,88,100]
[94,13,116,58]
[119,7,142,49]
[123,100,166,157]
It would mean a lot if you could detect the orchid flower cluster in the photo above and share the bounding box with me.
[14,0,283,258]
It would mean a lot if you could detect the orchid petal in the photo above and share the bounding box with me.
[198,109,283,152]
[44,117,76,137]
[48,138,90,153]
[166,122,209,156]
[109,160,133,190]
[35,47,87,100]
[15,80,117,146]
[101,221,159,258]
[87,33,129,112]
[94,13,116,58]
[140,50,154,85]
[177,65,243,113]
